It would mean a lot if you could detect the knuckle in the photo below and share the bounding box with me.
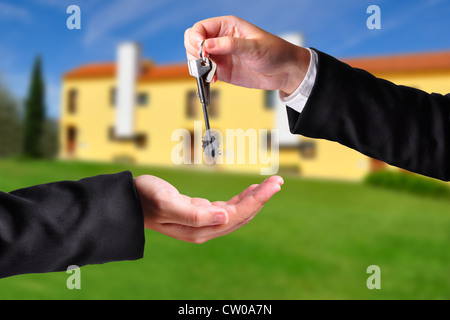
[226,36,235,50]
[189,208,200,227]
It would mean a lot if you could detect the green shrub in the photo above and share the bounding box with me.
[364,169,450,199]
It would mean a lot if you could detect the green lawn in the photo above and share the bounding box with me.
[1,158,450,299]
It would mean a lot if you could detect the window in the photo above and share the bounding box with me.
[299,141,317,159]
[209,89,220,118]
[186,90,198,118]
[68,89,78,114]
[261,131,272,151]
[135,134,147,149]
[110,87,116,107]
[111,89,149,107]
[264,90,276,110]
[137,92,149,106]
[109,126,147,149]
[186,89,219,118]
[108,126,116,141]
[66,126,77,156]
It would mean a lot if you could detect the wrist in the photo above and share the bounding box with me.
[280,46,310,96]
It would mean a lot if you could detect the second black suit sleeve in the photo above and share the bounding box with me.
[287,49,450,181]
[0,171,145,279]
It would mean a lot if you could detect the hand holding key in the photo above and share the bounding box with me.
[184,15,311,96]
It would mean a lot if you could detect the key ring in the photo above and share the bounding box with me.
[199,40,208,62]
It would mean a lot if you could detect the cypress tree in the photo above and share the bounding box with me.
[0,77,22,158]
[23,56,45,158]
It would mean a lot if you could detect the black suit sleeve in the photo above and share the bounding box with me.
[0,171,145,278]
[287,49,450,181]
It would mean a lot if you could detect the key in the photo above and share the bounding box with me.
[188,41,220,159]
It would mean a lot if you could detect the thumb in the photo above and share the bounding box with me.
[205,36,256,57]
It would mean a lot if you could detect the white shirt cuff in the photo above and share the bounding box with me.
[279,48,318,114]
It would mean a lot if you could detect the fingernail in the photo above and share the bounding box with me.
[206,39,216,49]
[213,212,227,224]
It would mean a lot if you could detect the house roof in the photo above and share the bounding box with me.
[64,50,450,81]
[64,60,190,81]
[343,51,450,74]
[64,62,116,79]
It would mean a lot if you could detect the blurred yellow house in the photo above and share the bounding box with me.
[59,44,450,180]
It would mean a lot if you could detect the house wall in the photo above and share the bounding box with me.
[60,77,281,174]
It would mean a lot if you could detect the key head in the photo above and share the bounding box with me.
[188,58,217,83]
[202,132,221,159]
[188,58,211,79]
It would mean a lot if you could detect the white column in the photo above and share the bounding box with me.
[115,42,141,138]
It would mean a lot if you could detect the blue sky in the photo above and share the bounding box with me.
[1,0,450,118]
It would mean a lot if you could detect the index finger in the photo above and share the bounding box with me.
[185,17,226,60]
[185,15,251,58]
[241,174,283,204]
[231,175,284,223]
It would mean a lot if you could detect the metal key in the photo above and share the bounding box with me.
[188,41,220,159]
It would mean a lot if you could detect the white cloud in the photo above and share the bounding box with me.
[32,0,73,7]
[83,0,169,46]
[131,3,202,39]
[0,2,31,23]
